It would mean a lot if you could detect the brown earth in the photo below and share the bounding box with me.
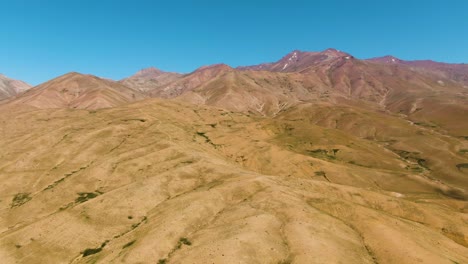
[9,72,146,110]
[1,49,467,263]
[120,67,183,94]
[0,74,31,101]
[0,98,466,264]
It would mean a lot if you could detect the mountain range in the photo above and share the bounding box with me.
[0,49,467,264]
[0,74,31,101]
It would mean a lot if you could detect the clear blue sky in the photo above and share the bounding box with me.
[1,0,467,85]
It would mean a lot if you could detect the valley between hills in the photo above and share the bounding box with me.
[0,49,467,264]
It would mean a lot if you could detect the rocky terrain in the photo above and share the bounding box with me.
[9,72,146,110]
[0,74,31,101]
[0,49,467,264]
[120,67,182,94]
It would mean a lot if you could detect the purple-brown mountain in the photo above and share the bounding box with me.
[10,72,146,110]
[0,73,31,101]
[6,49,467,135]
[368,55,468,86]
[238,48,353,72]
[1,49,468,263]
[120,67,182,94]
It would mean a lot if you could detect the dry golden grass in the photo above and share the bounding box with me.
[0,98,466,263]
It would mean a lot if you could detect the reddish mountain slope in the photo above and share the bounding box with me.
[120,67,182,94]
[1,51,467,264]
[368,56,468,86]
[9,72,146,110]
[238,48,352,73]
[0,74,31,101]
[235,50,468,136]
[148,64,234,98]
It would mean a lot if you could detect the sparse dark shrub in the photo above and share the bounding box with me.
[196,131,207,137]
[11,193,32,208]
[82,240,108,257]
[314,171,326,176]
[122,240,136,249]
[176,237,192,249]
[158,259,167,264]
[417,159,429,169]
[307,149,337,160]
[437,188,467,200]
[122,118,146,122]
[82,247,102,257]
[179,237,192,246]
[75,192,99,203]
[278,258,292,264]
[195,131,219,148]
[309,149,325,154]
[414,122,437,128]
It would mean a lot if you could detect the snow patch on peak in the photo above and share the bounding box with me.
[288,52,298,62]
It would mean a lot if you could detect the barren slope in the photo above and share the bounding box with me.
[113,50,468,138]
[368,55,468,86]
[121,67,183,94]
[147,64,234,98]
[9,72,146,110]
[0,74,31,101]
[235,50,468,136]
[0,99,466,264]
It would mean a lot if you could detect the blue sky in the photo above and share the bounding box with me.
[1,0,467,85]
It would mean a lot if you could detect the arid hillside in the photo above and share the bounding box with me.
[0,97,467,264]
[0,49,467,264]
[0,74,31,101]
[368,55,468,86]
[120,67,183,94]
[113,50,468,139]
[9,72,146,110]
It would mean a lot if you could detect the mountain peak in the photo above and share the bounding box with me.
[0,74,32,100]
[281,50,303,62]
[9,71,146,109]
[324,48,340,53]
[133,67,164,78]
[239,48,354,73]
[367,55,402,64]
[322,48,350,57]
[54,72,109,83]
[62,71,83,77]
[194,63,233,73]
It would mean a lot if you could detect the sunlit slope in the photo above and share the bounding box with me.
[0,99,467,264]
[0,74,31,101]
[9,72,146,110]
[120,67,182,94]
[274,103,468,190]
